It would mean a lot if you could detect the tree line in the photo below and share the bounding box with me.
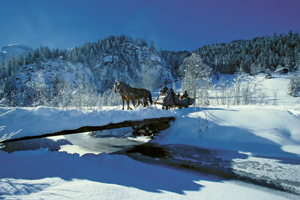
[195,30,300,75]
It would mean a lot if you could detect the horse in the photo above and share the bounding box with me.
[114,81,152,109]
[130,87,153,108]
[114,81,137,110]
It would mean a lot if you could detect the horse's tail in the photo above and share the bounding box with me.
[149,92,153,105]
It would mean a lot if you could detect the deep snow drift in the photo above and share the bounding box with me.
[0,73,300,199]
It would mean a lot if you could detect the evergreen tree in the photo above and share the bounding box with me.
[52,48,60,59]
[180,53,212,97]
[287,73,300,97]
[150,41,157,55]
[295,50,300,71]
[25,51,33,65]
[17,53,24,67]
[35,71,47,106]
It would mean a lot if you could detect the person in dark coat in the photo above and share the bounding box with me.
[167,86,175,95]
[176,92,181,98]
[166,86,175,102]
[181,90,188,99]
[160,84,168,94]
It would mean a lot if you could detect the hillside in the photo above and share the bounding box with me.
[195,31,300,74]
[0,36,190,107]
[0,44,33,61]
[0,33,300,108]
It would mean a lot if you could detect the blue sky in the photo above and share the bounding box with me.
[1,0,299,51]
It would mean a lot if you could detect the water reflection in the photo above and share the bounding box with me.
[60,128,151,156]
[1,127,151,156]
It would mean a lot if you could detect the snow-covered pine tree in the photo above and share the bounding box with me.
[149,41,157,55]
[265,69,272,79]
[218,76,228,105]
[296,50,300,71]
[60,77,71,109]
[241,81,251,105]
[35,71,47,106]
[287,73,300,97]
[180,53,212,98]
[234,77,241,105]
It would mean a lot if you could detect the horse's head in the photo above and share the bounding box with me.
[114,81,132,95]
[114,82,120,93]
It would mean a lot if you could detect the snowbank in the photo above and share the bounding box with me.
[0,106,174,141]
[2,104,299,161]
[0,148,297,200]
[156,106,300,159]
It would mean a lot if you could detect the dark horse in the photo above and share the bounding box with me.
[114,81,136,110]
[130,86,152,107]
[114,81,152,110]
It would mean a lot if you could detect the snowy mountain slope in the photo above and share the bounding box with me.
[0,40,186,107]
[88,42,173,92]
[0,44,33,60]
[0,57,102,107]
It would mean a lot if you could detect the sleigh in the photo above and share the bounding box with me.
[154,93,195,109]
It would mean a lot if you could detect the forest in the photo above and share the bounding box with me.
[196,31,300,75]
[0,32,299,107]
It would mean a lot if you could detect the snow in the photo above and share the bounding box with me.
[157,106,300,158]
[0,73,300,199]
[0,44,33,60]
[0,149,297,200]
[0,106,174,141]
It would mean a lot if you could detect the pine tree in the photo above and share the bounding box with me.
[288,74,300,97]
[150,41,157,55]
[17,53,24,67]
[296,50,300,71]
[180,53,212,97]
[35,71,47,106]
[234,77,241,105]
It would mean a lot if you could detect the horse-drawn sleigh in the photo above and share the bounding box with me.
[114,81,194,110]
[154,92,195,109]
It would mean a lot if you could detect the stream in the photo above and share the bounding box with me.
[2,130,300,196]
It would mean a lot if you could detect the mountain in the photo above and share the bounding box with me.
[0,44,33,60]
[67,36,189,91]
[0,36,190,107]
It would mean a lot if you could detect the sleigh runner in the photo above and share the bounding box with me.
[154,93,195,109]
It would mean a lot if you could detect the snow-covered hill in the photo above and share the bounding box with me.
[0,57,99,107]
[0,39,189,107]
[0,44,33,60]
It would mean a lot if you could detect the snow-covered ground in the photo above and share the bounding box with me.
[0,73,300,199]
